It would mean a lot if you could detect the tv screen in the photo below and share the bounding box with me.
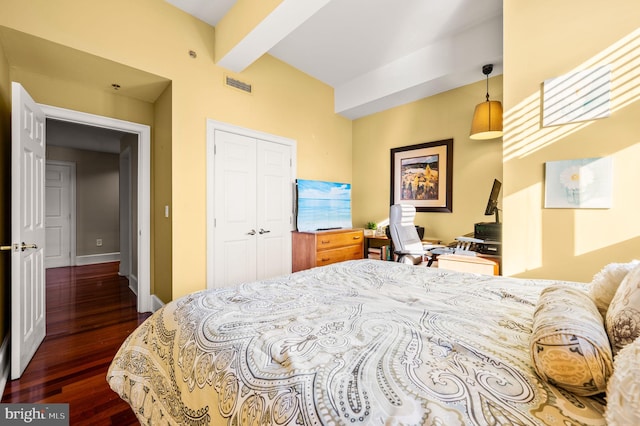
[484,179,502,222]
[296,179,352,232]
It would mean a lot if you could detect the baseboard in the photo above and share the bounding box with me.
[151,295,165,313]
[0,333,9,398]
[128,274,139,296]
[75,252,120,266]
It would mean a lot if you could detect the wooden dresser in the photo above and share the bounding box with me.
[292,229,364,272]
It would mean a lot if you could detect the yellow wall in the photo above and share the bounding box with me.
[503,1,640,281]
[352,77,503,244]
[153,84,172,303]
[0,0,351,300]
[0,32,10,342]
[9,68,156,126]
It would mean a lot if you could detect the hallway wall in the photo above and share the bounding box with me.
[47,146,120,257]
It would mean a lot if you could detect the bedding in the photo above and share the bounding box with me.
[107,259,606,425]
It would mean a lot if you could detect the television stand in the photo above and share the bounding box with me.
[292,229,364,272]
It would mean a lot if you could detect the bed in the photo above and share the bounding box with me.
[107,259,618,425]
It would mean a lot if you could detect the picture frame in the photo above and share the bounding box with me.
[390,139,453,212]
[542,65,611,127]
[544,157,613,209]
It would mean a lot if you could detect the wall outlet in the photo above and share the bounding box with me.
[96,238,103,247]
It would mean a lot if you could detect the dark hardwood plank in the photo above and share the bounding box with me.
[1,262,151,425]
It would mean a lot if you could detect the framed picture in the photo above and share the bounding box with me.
[542,65,611,127]
[390,139,453,212]
[544,157,613,208]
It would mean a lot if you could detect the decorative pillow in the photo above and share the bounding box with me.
[606,262,640,355]
[605,337,640,425]
[589,260,639,319]
[530,285,613,396]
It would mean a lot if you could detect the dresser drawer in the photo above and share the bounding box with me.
[315,244,364,267]
[315,230,363,251]
[292,229,364,272]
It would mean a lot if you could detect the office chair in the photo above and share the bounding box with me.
[389,204,488,267]
[388,204,438,265]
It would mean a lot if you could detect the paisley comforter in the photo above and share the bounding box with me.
[107,260,605,425]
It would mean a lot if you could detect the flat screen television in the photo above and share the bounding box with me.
[484,179,502,223]
[295,179,352,232]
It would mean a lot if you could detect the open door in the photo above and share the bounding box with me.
[10,82,46,379]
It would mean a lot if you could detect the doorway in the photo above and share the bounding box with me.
[41,104,152,313]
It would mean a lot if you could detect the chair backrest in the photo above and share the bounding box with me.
[389,204,423,252]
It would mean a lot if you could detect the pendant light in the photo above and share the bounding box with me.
[469,64,503,140]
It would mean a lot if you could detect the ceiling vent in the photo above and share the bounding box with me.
[225,75,252,94]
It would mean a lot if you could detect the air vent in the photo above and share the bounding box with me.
[225,75,252,94]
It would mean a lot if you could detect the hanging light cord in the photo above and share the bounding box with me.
[482,63,493,102]
[485,74,490,102]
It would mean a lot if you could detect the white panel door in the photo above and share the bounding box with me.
[213,129,293,288]
[214,130,258,286]
[256,141,292,279]
[45,162,72,268]
[10,82,46,379]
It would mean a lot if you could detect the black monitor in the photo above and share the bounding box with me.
[484,179,502,223]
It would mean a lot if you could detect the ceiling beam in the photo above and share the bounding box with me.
[216,0,332,72]
[334,15,503,119]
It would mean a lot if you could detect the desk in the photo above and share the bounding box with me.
[364,235,392,260]
[437,254,500,275]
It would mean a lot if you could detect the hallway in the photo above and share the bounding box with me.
[2,262,150,425]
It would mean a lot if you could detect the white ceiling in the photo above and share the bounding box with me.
[166,0,503,119]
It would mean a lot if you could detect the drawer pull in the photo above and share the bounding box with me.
[352,235,361,240]
[321,257,330,261]
[320,240,331,244]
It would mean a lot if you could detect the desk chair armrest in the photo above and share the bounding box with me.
[394,249,426,256]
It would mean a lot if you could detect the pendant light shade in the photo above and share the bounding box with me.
[470,64,503,140]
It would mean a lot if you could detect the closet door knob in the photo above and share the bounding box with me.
[247,229,256,235]
[259,228,271,234]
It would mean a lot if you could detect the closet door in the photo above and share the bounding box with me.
[256,141,292,280]
[213,130,293,287]
[214,130,258,286]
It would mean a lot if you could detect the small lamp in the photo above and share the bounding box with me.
[470,64,503,140]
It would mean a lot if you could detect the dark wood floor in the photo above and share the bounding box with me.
[1,262,151,425]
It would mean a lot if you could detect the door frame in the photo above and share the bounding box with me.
[119,147,132,285]
[40,104,152,313]
[206,119,297,289]
[45,160,77,268]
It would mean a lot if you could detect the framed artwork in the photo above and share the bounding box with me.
[390,139,453,212]
[542,65,611,127]
[544,157,613,208]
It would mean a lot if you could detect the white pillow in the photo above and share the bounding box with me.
[589,260,639,319]
[605,337,640,425]
[606,262,640,355]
